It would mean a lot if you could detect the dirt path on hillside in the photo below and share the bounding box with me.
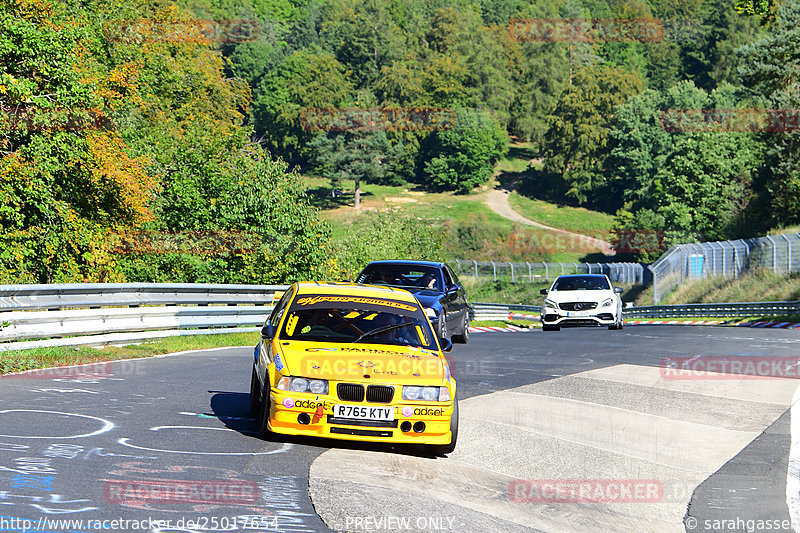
[486,186,615,255]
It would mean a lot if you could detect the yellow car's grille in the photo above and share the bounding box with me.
[336,384,395,403]
[337,383,364,402]
[366,385,395,403]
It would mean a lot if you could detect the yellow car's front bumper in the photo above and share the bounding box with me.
[267,390,454,445]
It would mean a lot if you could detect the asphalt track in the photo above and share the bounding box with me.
[1,326,799,533]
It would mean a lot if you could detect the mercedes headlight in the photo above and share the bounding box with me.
[601,298,613,307]
[544,299,558,309]
[277,376,329,395]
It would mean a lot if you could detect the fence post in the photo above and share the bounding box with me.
[721,243,726,277]
[491,261,497,281]
[739,239,750,270]
[781,234,792,273]
[543,262,548,281]
[561,263,565,276]
[766,236,777,273]
[585,262,591,274]
[574,263,579,274]
[526,261,532,282]
[509,262,515,282]
[652,268,660,303]
[473,260,478,280]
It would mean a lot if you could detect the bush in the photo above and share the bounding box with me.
[334,211,445,278]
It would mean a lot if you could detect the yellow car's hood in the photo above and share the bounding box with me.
[279,341,447,383]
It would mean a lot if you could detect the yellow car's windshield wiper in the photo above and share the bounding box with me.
[353,321,415,343]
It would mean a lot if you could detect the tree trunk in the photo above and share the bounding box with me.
[354,177,361,208]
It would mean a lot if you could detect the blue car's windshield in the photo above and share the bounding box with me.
[356,266,442,291]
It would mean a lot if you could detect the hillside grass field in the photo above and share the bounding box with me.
[303,142,618,264]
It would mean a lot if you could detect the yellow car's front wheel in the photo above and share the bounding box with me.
[425,394,458,455]
[257,379,272,438]
[249,368,260,414]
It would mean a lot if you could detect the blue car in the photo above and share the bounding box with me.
[355,260,470,343]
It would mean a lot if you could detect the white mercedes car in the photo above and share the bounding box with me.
[540,274,623,331]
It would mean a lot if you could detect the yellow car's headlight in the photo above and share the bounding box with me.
[277,376,329,395]
[403,385,450,402]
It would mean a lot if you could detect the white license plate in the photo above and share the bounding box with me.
[333,405,395,421]
[566,310,595,317]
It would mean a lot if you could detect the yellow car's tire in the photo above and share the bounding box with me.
[426,395,458,456]
[258,383,272,438]
[249,368,260,414]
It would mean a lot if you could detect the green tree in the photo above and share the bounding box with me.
[418,108,508,193]
[252,49,353,165]
[608,81,764,259]
[311,131,402,208]
[738,0,800,228]
[541,66,643,205]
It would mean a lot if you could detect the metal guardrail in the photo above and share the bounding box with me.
[623,301,800,319]
[0,284,289,351]
[1,283,797,351]
[472,301,800,321]
[471,303,541,321]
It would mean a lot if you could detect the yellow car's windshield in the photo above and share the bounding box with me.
[280,295,436,350]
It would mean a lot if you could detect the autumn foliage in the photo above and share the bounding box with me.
[0,0,333,283]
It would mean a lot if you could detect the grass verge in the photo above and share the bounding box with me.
[0,332,257,375]
[507,192,615,234]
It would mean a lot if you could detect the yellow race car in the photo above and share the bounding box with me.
[249,282,458,455]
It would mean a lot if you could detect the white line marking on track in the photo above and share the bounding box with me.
[117,425,293,455]
[0,410,115,439]
[786,383,800,531]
